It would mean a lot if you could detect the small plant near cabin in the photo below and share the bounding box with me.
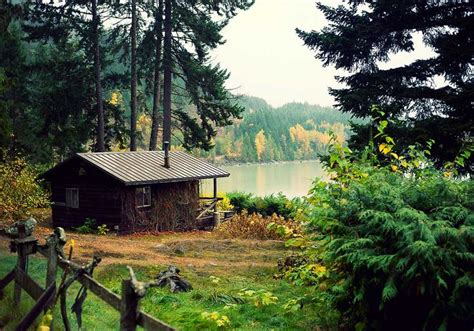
[97,224,109,236]
[73,218,97,234]
[74,218,110,235]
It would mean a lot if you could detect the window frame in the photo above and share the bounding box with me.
[65,188,79,209]
[136,186,152,208]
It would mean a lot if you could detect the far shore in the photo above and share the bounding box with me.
[207,158,323,167]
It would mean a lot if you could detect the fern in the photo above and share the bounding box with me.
[305,170,474,330]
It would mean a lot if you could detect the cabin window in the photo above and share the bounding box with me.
[136,186,151,208]
[65,188,79,208]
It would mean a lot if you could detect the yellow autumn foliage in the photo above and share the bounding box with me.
[0,157,49,225]
[108,90,122,106]
[255,129,266,161]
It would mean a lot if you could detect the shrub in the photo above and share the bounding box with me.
[214,211,301,240]
[73,218,97,234]
[297,114,474,330]
[0,156,49,225]
[308,170,473,330]
[226,192,306,219]
[216,192,233,211]
[226,192,254,213]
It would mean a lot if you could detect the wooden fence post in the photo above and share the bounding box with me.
[46,241,58,331]
[45,241,58,289]
[120,279,140,331]
[14,224,27,306]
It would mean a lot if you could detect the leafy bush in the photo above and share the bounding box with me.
[226,192,254,212]
[74,218,110,235]
[74,218,97,234]
[226,192,306,219]
[214,211,300,240]
[216,192,233,211]
[0,156,49,225]
[296,114,474,330]
[308,170,473,330]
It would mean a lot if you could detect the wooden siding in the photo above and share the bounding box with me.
[49,159,123,228]
[119,181,199,233]
[46,158,201,233]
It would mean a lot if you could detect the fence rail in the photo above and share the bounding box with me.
[0,224,175,331]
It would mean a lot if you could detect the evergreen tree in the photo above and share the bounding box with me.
[149,0,164,151]
[297,1,473,171]
[24,0,113,152]
[0,1,24,155]
[160,0,254,150]
[129,0,138,151]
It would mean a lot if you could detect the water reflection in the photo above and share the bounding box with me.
[201,160,327,197]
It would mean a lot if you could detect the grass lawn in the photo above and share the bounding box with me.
[0,228,333,330]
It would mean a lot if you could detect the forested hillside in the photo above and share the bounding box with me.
[191,96,353,163]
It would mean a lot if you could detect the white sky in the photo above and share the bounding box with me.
[211,0,436,108]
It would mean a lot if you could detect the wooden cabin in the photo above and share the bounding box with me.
[41,150,229,233]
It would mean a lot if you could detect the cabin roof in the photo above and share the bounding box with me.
[42,151,229,186]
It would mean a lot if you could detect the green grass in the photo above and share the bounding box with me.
[0,252,335,330]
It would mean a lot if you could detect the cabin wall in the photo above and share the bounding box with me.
[119,180,199,233]
[49,160,123,228]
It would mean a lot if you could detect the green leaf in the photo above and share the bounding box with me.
[382,278,397,302]
[385,136,395,145]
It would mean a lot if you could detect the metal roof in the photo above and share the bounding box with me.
[47,151,229,186]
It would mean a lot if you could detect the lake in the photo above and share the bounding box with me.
[202,160,327,197]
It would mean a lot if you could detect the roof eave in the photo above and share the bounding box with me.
[123,173,230,186]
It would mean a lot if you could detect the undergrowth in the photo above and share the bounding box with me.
[286,108,474,330]
[214,211,301,240]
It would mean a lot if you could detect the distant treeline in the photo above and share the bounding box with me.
[190,96,354,163]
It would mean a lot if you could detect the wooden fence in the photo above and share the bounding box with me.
[0,224,175,331]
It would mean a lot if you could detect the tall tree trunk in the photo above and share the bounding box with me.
[130,0,138,151]
[162,0,172,149]
[149,0,164,151]
[92,0,105,152]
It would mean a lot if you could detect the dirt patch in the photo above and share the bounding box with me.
[161,239,246,255]
[91,250,126,259]
[0,225,285,275]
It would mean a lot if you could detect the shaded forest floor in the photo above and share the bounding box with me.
[0,218,331,330]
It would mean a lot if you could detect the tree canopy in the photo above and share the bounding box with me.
[297,1,473,172]
[0,0,253,164]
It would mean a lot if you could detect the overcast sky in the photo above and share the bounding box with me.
[211,0,434,108]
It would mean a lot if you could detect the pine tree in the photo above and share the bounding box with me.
[129,0,138,151]
[149,0,164,151]
[91,0,105,152]
[162,0,172,148]
[19,0,127,160]
[24,0,113,152]
[0,1,23,155]
[297,1,473,171]
[159,0,254,150]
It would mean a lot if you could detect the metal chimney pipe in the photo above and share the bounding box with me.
[163,141,170,168]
